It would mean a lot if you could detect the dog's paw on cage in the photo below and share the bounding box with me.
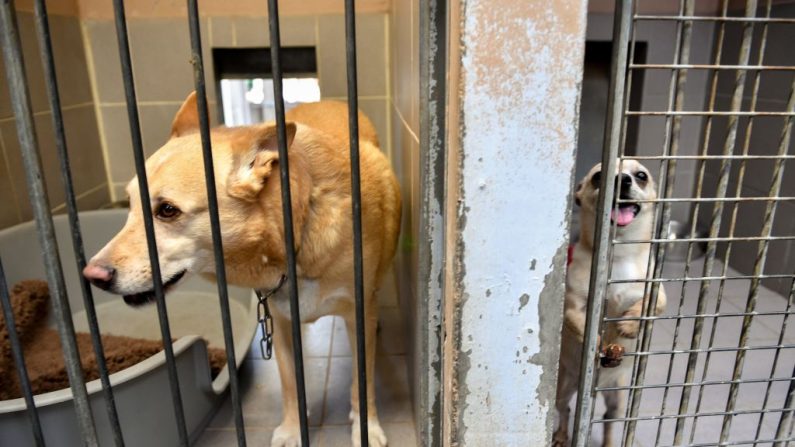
[615,315,640,339]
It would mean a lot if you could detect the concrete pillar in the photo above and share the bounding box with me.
[442,1,588,445]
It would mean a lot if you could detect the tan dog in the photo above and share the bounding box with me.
[554,160,666,447]
[83,93,401,447]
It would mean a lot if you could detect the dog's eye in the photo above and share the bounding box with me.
[155,203,181,220]
[635,171,648,182]
[591,171,602,188]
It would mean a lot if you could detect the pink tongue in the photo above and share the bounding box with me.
[612,207,635,226]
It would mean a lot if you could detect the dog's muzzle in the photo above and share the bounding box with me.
[612,174,641,227]
[122,270,187,306]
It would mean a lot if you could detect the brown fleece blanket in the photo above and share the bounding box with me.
[0,280,226,400]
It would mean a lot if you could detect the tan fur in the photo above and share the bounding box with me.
[86,93,400,447]
[554,160,666,447]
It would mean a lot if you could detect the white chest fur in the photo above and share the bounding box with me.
[270,278,351,322]
[606,254,650,314]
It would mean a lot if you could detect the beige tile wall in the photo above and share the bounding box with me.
[0,11,110,230]
[388,0,420,439]
[74,0,389,20]
[83,13,390,200]
[389,0,419,303]
[0,5,392,226]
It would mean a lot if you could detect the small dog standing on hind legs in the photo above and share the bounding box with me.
[554,159,666,447]
[83,92,401,447]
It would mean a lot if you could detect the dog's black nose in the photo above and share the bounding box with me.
[83,265,116,291]
[620,173,633,191]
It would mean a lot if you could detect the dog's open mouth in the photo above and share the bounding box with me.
[611,203,641,227]
[123,270,187,306]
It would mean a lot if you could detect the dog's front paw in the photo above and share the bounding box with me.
[271,423,301,447]
[616,317,639,339]
[552,429,568,447]
[350,411,388,447]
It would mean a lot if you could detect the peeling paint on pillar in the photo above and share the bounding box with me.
[446,0,587,445]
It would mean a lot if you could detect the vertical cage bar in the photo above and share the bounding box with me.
[0,2,99,445]
[612,4,644,439]
[673,2,757,443]
[625,1,695,444]
[649,2,730,444]
[690,2,772,442]
[720,73,795,443]
[774,361,795,447]
[185,2,247,446]
[266,0,311,445]
[0,259,45,446]
[110,1,189,445]
[754,277,795,445]
[343,1,369,445]
[571,1,633,446]
[31,0,125,444]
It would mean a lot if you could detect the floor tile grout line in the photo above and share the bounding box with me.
[318,317,337,426]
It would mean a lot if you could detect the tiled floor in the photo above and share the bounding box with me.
[195,269,417,447]
[581,258,795,446]
[194,255,793,446]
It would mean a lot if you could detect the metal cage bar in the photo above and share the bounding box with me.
[266,0,311,444]
[610,273,795,283]
[754,277,795,445]
[343,1,371,445]
[0,259,45,446]
[653,0,731,442]
[691,1,772,441]
[630,63,795,70]
[596,375,795,393]
[613,5,648,441]
[598,406,795,423]
[0,2,100,445]
[634,15,795,24]
[185,1,247,446]
[110,1,189,444]
[626,110,795,116]
[32,0,126,444]
[775,361,795,446]
[624,0,694,441]
[571,1,633,445]
[719,54,795,445]
[615,235,795,244]
[605,310,795,322]
[618,344,795,357]
[616,197,795,203]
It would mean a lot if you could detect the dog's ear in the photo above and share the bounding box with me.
[574,182,582,207]
[170,91,200,138]
[227,122,297,200]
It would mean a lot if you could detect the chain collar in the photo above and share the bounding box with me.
[254,275,287,360]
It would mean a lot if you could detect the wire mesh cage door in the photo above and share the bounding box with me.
[570,0,795,446]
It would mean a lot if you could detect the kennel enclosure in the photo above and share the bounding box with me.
[0,0,380,444]
[1,0,580,445]
[571,1,795,446]
[3,0,795,446]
